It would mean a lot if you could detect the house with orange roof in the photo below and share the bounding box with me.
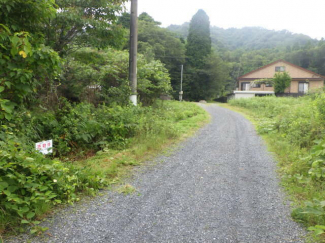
[233,60,324,99]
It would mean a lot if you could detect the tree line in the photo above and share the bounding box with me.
[168,19,325,96]
[0,0,176,122]
[119,10,229,101]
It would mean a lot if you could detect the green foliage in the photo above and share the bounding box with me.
[45,0,127,55]
[120,12,186,99]
[183,53,229,101]
[307,139,325,180]
[0,0,56,34]
[138,12,161,26]
[183,10,230,101]
[273,71,291,93]
[0,24,61,120]
[9,99,197,158]
[169,25,315,53]
[168,23,325,94]
[0,132,105,232]
[200,54,229,98]
[230,96,322,148]
[60,48,171,106]
[186,9,211,68]
[117,12,131,29]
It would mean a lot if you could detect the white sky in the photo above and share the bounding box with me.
[125,0,325,40]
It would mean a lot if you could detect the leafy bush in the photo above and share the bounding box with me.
[0,133,105,232]
[59,48,172,106]
[230,96,324,148]
[0,24,61,121]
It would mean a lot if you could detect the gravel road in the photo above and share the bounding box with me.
[8,104,306,243]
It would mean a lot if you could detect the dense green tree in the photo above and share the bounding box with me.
[199,54,229,99]
[184,10,230,101]
[0,0,61,120]
[186,9,211,68]
[139,12,161,25]
[169,25,315,51]
[44,0,127,55]
[273,72,291,94]
[60,48,172,106]
[0,0,56,35]
[117,12,131,29]
[136,13,186,98]
[117,12,186,98]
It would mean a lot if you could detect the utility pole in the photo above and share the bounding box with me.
[129,0,138,105]
[179,64,183,101]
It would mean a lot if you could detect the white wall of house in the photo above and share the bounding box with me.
[235,93,255,99]
[232,91,275,99]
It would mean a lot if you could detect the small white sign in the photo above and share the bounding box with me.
[35,140,53,155]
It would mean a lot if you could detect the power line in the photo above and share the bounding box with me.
[154,56,189,59]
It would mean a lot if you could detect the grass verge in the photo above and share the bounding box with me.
[73,101,209,191]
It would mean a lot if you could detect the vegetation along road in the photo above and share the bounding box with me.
[9,104,306,243]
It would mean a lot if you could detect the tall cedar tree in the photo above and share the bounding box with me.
[186,9,211,68]
[184,10,212,100]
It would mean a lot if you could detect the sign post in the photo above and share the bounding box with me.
[35,140,53,155]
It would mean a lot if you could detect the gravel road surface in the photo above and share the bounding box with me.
[8,104,305,243]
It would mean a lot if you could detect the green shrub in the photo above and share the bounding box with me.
[0,135,105,232]
[59,48,172,106]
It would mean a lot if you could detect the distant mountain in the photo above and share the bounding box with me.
[168,24,317,51]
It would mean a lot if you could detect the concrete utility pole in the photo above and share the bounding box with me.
[179,64,184,101]
[129,0,138,106]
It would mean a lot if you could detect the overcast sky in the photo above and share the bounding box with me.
[125,0,325,40]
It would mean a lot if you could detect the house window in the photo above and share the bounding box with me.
[275,66,285,72]
[298,82,309,94]
[251,83,261,88]
[241,82,250,91]
[265,83,273,87]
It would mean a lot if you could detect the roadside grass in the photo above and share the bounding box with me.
[73,101,209,191]
[220,96,325,242]
[117,184,136,195]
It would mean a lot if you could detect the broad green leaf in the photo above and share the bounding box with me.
[0,181,8,190]
[7,185,18,192]
[25,157,34,162]
[21,206,29,213]
[4,82,11,88]
[314,229,324,235]
[0,24,10,33]
[26,212,35,219]
[1,101,15,113]
[4,112,12,120]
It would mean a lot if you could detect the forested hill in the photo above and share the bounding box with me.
[168,24,316,50]
[168,22,325,93]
